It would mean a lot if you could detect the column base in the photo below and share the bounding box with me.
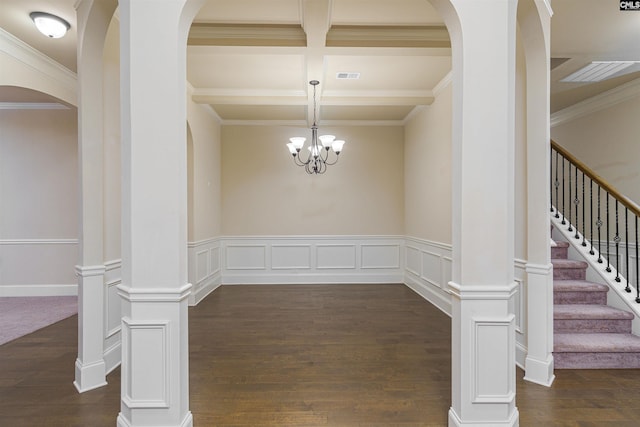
[449,407,519,427]
[117,412,193,427]
[523,354,555,387]
[73,358,107,393]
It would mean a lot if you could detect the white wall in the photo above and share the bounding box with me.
[0,107,78,295]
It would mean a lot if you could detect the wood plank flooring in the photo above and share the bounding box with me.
[1,284,640,426]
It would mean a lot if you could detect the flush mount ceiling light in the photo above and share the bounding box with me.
[561,61,640,83]
[30,12,70,39]
[286,80,346,175]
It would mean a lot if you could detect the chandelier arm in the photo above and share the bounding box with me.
[324,152,340,166]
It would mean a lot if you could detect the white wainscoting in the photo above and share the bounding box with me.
[404,237,528,367]
[514,258,527,369]
[0,239,78,296]
[188,238,222,305]
[104,259,122,374]
[404,237,453,315]
[221,236,404,285]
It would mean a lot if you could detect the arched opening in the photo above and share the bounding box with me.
[0,85,78,309]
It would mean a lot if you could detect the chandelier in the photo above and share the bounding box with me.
[286,80,346,174]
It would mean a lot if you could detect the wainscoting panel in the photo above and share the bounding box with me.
[188,238,222,305]
[221,236,404,284]
[226,245,267,270]
[271,245,312,270]
[361,244,401,269]
[316,244,356,269]
[0,239,78,296]
[104,259,122,374]
[404,238,453,316]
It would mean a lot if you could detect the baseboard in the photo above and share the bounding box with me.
[0,284,77,297]
[104,339,121,375]
[404,275,452,317]
[190,274,222,306]
[222,273,404,285]
[515,341,527,370]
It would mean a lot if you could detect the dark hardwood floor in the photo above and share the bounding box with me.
[1,284,640,426]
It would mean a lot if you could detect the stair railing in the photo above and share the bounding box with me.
[551,140,640,304]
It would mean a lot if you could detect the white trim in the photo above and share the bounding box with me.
[220,235,404,284]
[433,70,453,98]
[0,238,78,245]
[550,77,640,127]
[0,27,77,94]
[0,284,77,297]
[117,284,192,302]
[0,102,70,110]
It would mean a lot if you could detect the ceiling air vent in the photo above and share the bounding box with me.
[336,72,360,80]
[561,61,640,82]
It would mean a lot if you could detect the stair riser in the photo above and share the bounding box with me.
[551,246,568,259]
[554,291,607,305]
[554,352,640,369]
[554,319,632,334]
[554,268,586,280]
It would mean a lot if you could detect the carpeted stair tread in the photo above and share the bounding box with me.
[554,304,633,320]
[551,258,588,269]
[553,279,608,292]
[554,333,640,353]
[554,241,569,248]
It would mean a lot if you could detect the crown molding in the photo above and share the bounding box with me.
[0,28,77,93]
[550,77,640,127]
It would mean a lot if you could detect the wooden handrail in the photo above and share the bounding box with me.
[551,139,640,218]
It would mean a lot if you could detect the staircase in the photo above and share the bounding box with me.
[552,240,640,368]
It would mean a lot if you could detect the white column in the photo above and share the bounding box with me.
[117,0,203,425]
[520,0,555,387]
[446,1,519,425]
[74,0,117,393]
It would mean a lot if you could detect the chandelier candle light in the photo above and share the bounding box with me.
[286,80,345,174]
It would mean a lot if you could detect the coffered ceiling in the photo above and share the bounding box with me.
[1,0,639,122]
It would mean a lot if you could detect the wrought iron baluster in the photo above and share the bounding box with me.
[554,150,560,218]
[590,180,595,255]
[562,156,566,225]
[597,185,603,263]
[581,171,586,246]
[636,215,640,303]
[550,146,554,213]
[625,208,631,293]
[574,166,580,239]
[614,200,620,282]
[568,162,573,231]
[606,192,611,272]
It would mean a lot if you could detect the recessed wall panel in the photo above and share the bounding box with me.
[361,244,400,269]
[226,245,266,270]
[317,244,356,269]
[272,245,311,269]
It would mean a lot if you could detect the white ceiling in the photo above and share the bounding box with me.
[1,0,639,122]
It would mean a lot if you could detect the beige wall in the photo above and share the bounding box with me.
[404,83,452,244]
[187,93,222,242]
[514,30,528,261]
[551,94,640,205]
[0,107,79,288]
[103,16,121,262]
[0,108,78,238]
[221,125,404,236]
